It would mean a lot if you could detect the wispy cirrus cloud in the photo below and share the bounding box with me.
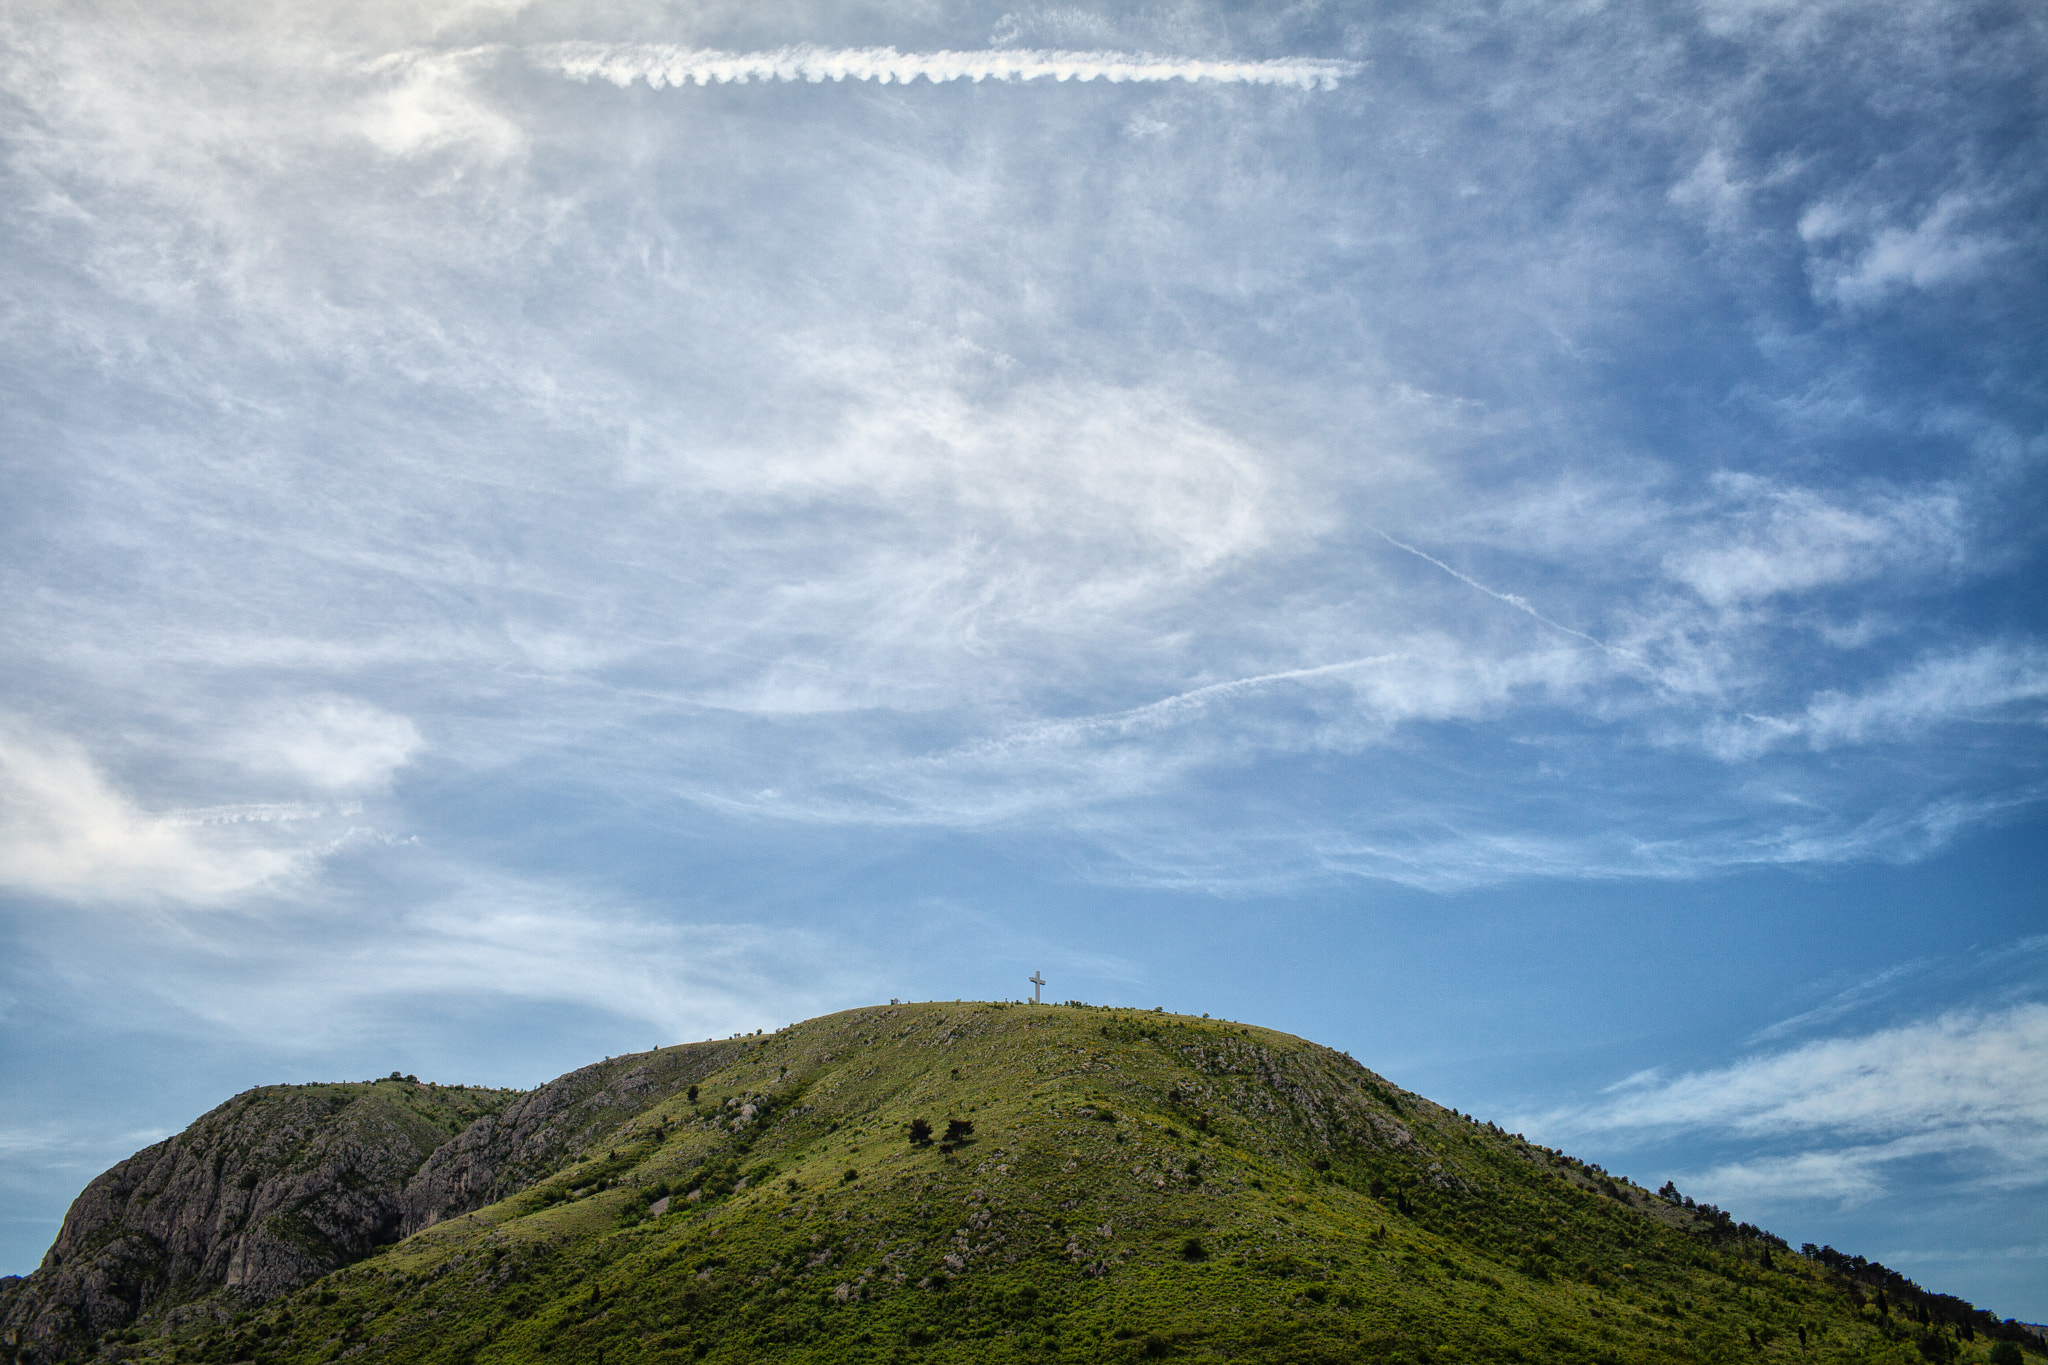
[16,861,880,1050]
[204,891,870,1045]
[0,711,411,907]
[1659,474,1964,611]
[1800,191,2010,308]
[229,697,422,792]
[1704,643,2048,759]
[0,1,2035,934]
[1533,1005,2048,1205]
[3,0,2037,901]
[0,1123,174,1163]
[1746,959,1935,1044]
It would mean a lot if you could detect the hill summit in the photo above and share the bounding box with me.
[2,1001,2039,1364]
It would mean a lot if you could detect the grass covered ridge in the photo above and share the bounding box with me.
[86,1004,2045,1364]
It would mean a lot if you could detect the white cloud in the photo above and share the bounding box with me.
[989,11,1123,49]
[1558,1005,2048,1138]
[1534,1005,2048,1204]
[1706,643,2048,758]
[373,897,865,1039]
[0,1122,174,1164]
[0,722,305,904]
[715,351,1290,582]
[1662,474,1962,609]
[678,635,1606,842]
[1687,1147,1891,1204]
[44,873,878,1047]
[354,47,524,160]
[1747,958,1932,1043]
[232,696,422,791]
[0,0,2036,909]
[610,349,1321,715]
[1803,645,2048,745]
[1686,1121,2048,1208]
[1668,148,1748,230]
[1802,192,2006,308]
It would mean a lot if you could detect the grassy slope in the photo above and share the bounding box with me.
[137,1004,2034,1365]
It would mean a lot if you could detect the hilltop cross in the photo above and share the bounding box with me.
[1028,971,1046,1004]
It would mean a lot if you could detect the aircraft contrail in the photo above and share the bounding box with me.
[1368,527,1621,655]
[534,43,1361,91]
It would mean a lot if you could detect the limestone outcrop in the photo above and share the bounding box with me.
[0,1041,757,1364]
[397,1042,747,1236]
[0,1079,513,1364]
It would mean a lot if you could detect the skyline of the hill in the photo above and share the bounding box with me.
[2,0,2043,1324]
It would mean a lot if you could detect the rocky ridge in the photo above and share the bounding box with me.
[0,1078,514,1360]
[1,1037,766,1365]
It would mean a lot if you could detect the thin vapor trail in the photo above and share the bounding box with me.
[1368,528,1618,654]
[535,43,1361,91]
[959,653,1407,760]
[1101,654,1405,732]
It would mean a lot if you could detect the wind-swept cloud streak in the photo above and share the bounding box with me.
[535,43,1361,91]
[1553,1005,2048,1141]
[1527,1005,2048,1206]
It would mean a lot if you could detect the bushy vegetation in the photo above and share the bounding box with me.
[65,1004,2047,1365]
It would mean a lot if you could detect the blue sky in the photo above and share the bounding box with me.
[2,0,2044,1320]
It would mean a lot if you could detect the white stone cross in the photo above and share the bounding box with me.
[1028,970,1046,1004]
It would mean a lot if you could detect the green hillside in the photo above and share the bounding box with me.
[27,1003,2046,1365]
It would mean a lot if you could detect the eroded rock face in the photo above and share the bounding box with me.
[5,1040,755,1363]
[0,1081,513,1364]
[398,1041,746,1237]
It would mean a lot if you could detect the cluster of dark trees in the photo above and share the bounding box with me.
[1795,1243,2042,1350]
[1649,1182,2041,1353]
[1653,1181,1790,1251]
[907,1118,975,1147]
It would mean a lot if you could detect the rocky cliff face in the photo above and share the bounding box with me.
[398,1041,748,1236]
[0,1041,757,1364]
[0,1079,515,1364]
